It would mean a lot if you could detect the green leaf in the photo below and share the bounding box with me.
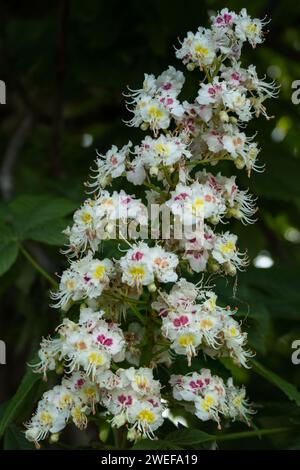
[25,218,68,246]
[132,439,183,450]
[0,369,41,437]
[0,241,18,276]
[3,425,34,450]
[9,195,76,237]
[167,428,214,446]
[252,359,300,406]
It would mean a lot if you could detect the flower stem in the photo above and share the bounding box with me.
[19,244,58,289]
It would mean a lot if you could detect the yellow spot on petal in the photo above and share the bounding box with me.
[221,241,235,254]
[39,411,53,426]
[88,352,104,366]
[65,279,76,291]
[178,334,195,347]
[138,409,155,424]
[191,198,204,214]
[202,395,214,412]
[229,326,237,337]
[199,318,214,330]
[154,142,170,156]
[148,106,163,119]
[246,23,258,34]
[135,375,149,388]
[93,264,106,280]
[194,44,209,56]
[81,212,92,224]
[128,266,145,279]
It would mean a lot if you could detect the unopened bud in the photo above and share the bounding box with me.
[219,110,229,122]
[49,433,60,444]
[100,176,110,188]
[148,283,157,293]
[99,422,110,443]
[127,427,140,442]
[140,122,149,131]
[55,364,64,375]
[150,166,159,177]
[208,260,220,273]
[187,63,195,71]
[235,157,245,170]
[224,262,237,276]
[208,215,219,225]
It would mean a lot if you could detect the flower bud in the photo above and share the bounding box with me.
[148,283,157,293]
[127,427,140,442]
[140,122,149,131]
[208,215,219,225]
[55,364,64,375]
[229,116,238,124]
[98,422,110,443]
[100,175,111,188]
[208,260,220,273]
[224,262,237,277]
[235,157,245,170]
[187,63,195,71]
[219,110,229,122]
[49,433,60,444]
[150,166,159,177]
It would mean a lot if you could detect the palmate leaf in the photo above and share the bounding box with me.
[132,439,183,450]
[0,241,19,276]
[25,218,69,246]
[0,369,42,437]
[9,194,76,237]
[0,194,75,276]
[166,428,213,446]
[252,359,300,406]
[132,427,294,450]
[3,425,35,450]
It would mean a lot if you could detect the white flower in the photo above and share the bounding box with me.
[126,66,185,133]
[176,28,216,68]
[166,180,226,226]
[235,9,265,48]
[212,231,248,272]
[211,8,236,29]
[127,400,164,440]
[88,142,132,190]
[134,133,191,170]
[120,242,178,288]
[51,253,115,309]
[25,372,100,446]
[126,158,147,185]
[170,370,252,426]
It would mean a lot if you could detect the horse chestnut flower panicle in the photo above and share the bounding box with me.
[26,8,276,447]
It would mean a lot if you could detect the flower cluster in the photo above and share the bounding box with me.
[25,372,100,446]
[99,367,164,441]
[33,307,125,379]
[27,8,275,447]
[153,279,252,367]
[171,369,254,427]
[63,190,148,256]
[182,228,249,275]
[126,65,185,133]
[51,253,115,310]
[119,242,178,289]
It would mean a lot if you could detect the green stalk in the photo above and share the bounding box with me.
[19,244,58,289]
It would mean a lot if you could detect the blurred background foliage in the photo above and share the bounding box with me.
[1,0,300,450]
